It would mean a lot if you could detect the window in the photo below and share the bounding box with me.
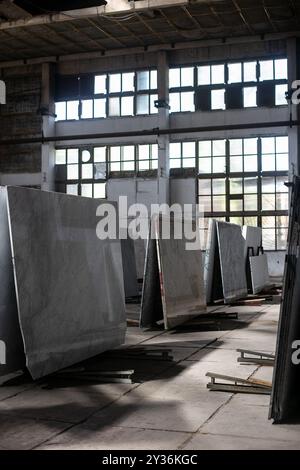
[110,145,135,172]
[170,141,196,168]
[169,66,195,113]
[137,144,158,171]
[198,135,289,250]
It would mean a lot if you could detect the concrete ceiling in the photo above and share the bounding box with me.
[0,0,299,61]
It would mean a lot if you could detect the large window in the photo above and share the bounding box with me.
[198,135,289,250]
[55,69,158,121]
[169,57,288,113]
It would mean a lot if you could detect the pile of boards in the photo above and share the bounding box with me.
[0,186,126,380]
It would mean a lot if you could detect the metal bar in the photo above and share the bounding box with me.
[206,372,272,388]
[0,120,297,146]
[262,2,278,32]
[208,383,271,394]
[86,17,126,48]
[231,0,254,35]
[237,348,275,366]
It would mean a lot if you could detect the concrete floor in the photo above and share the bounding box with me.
[0,301,300,450]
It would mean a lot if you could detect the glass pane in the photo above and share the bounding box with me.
[81,184,93,198]
[82,163,93,179]
[243,87,257,107]
[110,162,120,171]
[211,64,224,84]
[169,68,180,88]
[182,141,195,158]
[121,96,134,116]
[276,153,289,171]
[151,159,158,169]
[261,137,275,154]
[244,194,257,211]
[110,147,121,162]
[213,140,226,156]
[230,178,243,194]
[181,92,195,112]
[137,94,149,114]
[94,183,106,199]
[263,229,275,250]
[67,164,78,180]
[262,154,276,171]
[260,60,274,81]
[199,158,211,173]
[230,217,243,225]
[94,98,106,118]
[244,216,257,226]
[170,159,181,169]
[199,141,211,157]
[137,71,149,90]
[55,149,66,165]
[276,136,289,153]
[244,154,257,172]
[199,179,211,195]
[66,184,78,195]
[150,70,157,89]
[122,161,134,171]
[150,94,158,114]
[276,84,287,106]
[212,179,225,194]
[213,195,226,211]
[82,150,91,162]
[94,162,106,180]
[138,144,150,160]
[262,216,276,228]
[122,72,134,92]
[228,63,242,84]
[244,177,257,194]
[212,157,225,173]
[81,99,93,118]
[276,229,287,250]
[170,142,181,158]
[262,194,276,210]
[230,156,243,172]
[230,199,243,211]
[243,61,257,82]
[109,97,120,116]
[211,89,225,110]
[182,158,195,168]
[151,144,158,159]
[169,92,180,112]
[139,160,150,170]
[181,67,194,87]
[67,148,79,164]
[230,139,243,156]
[109,73,121,93]
[94,75,106,94]
[123,145,135,161]
[275,59,288,80]
[67,100,79,120]
[198,66,210,85]
[244,138,257,154]
[94,147,106,163]
[262,177,276,193]
[276,193,288,210]
[198,196,211,212]
[276,176,288,193]
[276,215,289,227]
[55,102,66,121]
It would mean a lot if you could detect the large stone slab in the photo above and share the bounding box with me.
[204,219,223,304]
[242,225,262,291]
[2,187,126,379]
[249,253,270,294]
[140,215,206,329]
[216,221,248,303]
[120,237,139,298]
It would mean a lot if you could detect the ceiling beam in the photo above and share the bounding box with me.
[0,0,32,20]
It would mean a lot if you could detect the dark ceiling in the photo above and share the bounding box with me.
[14,1,107,16]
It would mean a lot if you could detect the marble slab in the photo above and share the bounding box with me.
[249,254,270,294]
[242,226,262,291]
[140,215,206,329]
[0,188,25,377]
[120,237,139,298]
[5,187,126,379]
[204,219,223,304]
[216,221,248,303]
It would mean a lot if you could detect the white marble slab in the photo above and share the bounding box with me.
[5,187,126,379]
[242,226,263,292]
[216,221,248,303]
[249,254,270,294]
[140,215,206,329]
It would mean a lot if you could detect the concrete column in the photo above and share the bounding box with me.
[287,38,299,177]
[157,51,170,205]
[41,62,56,191]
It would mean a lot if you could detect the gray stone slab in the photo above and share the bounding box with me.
[0,187,25,376]
[216,221,248,303]
[204,219,223,303]
[249,253,270,294]
[242,225,262,258]
[120,237,139,298]
[0,413,71,450]
[37,424,188,450]
[5,187,126,379]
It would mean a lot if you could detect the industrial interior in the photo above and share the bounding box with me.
[1,0,300,451]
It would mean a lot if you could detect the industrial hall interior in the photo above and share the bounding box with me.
[1,0,300,452]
